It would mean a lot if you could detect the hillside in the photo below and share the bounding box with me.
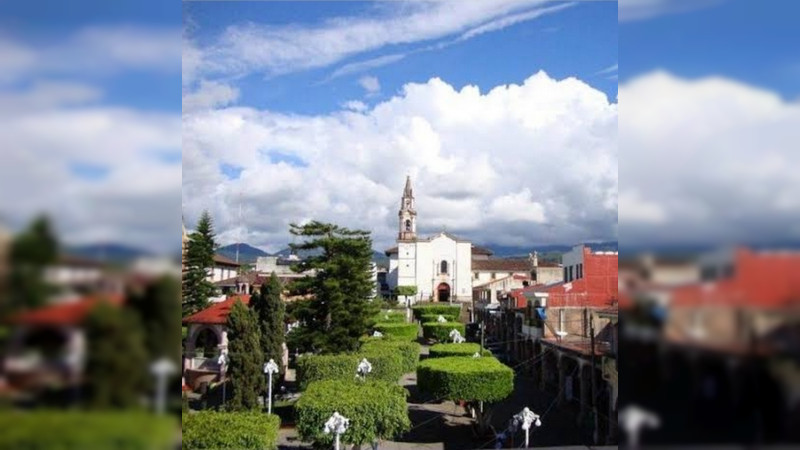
[217,243,270,264]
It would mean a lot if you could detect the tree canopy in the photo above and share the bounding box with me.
[226,299,264,411]
[249,272,286,378]
[6,215,58,312]
[182,210,217,316]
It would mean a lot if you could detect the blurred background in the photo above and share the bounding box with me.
[0,0,181,447]
[618,0,800,446]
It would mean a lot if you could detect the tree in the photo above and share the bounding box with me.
[226,299,263,411]
[5,215,58,313]
[182,210,217,316]
[249,272,285,380]
[288,221,376,354]
[129,275,182,363]
[417,356,514,434]
[84,301,149,409]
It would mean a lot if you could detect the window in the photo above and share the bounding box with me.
[474,272,479,280]
[569,266,574,281]
[563,267,568,282]
[440,260,448,274]
[577,263,583,279]
[405,220,412,231]
[491,272,496,280]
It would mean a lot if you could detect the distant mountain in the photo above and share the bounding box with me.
[486,241,618,258]
[274,246,391,268]
[217,243,270,264]
[373,251,390,268]
[66,243,153,264]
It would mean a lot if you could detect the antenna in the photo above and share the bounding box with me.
[235,192,243,264]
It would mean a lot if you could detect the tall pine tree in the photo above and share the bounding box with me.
[129,275,181,363]
[6,215,58,313]
[226,299,263,411]
[182,210,217,316]
[250,272,286,379]
[288,221,375,354]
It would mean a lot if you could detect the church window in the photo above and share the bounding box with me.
[405,219,412,231]
[440,260,448,274]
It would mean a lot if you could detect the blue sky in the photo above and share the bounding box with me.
[621,0,800,99]
[183,1,619,252]
[185,1,617,115]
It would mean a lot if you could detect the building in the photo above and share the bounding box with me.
[209,254,240,283]
[385,177,474,303]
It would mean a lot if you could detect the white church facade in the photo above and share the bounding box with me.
[386,177,479,303]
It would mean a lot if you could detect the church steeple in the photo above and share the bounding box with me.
[398,176,417,241]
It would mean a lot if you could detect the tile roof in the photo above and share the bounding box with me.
[182,295,252,325]
[472,258,530,272]
[213,254,241,267]
[6,295,124,327]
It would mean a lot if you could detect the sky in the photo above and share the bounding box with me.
[617,0,800,250]
[0,0,182,253]
[183,1,619,253]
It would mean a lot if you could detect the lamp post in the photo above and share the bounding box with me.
[513,407,541,448]
[149,357,177,414]
[217,349,229,408]
[619,405,660,449]
[263,359,279,414]
[357,358,373,381]
[324,411,350,450]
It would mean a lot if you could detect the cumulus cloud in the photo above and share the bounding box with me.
[183,71,618,252]
[358,76,381,96]
[182,80,240,113]
[619,71,800,247]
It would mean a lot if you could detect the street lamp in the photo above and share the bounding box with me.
[149,357,177,414]
[324,411,350,450]
[217,349,229,408]
[263,359,279,414]
[357,358,373,380]
[619,404,660,449]
[513,407,541,448]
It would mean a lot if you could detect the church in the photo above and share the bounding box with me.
[386,176,491,304]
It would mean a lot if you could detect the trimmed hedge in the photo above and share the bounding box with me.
[428,343,492,358]
[360,337,421,373]
[183,411,280,450]
[373,322,419,341]
[295,352,404,390]
[419,313,459,323]
[417,356,514,403]
[422,322,466,343]
[0,411,175,449]
[412,304,461,320]
[296,379,410,447]
[374,311,407,323]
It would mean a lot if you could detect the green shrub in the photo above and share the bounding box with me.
[295,352,404,390]
[295,379,410,447]
[419,313,459,323]
[373,311,407,323]
[183,411,280,450]
[412,304,461,320]
[417,356,514,403]
[373,322,418,341]
[360,338,421,373]
[428,343,492,358]
[0,411,175,450]
[422,322,466,343]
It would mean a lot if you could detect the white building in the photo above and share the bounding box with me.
[385,177,475,303]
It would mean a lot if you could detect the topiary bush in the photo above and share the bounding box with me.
[295,379,410,447]
[360,337,421,373]
[412,304,461,320]
[183,411,280,450]
[295,352,404,390]
[428,342,492,358]
[373,311,407,323]
[373,322,419,341]
[419,313,459,323]
[0,411,176,449]
[422,322,466,343]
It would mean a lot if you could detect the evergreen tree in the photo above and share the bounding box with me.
[129,275,182,363]
[182,210,217,316]
[6,215,58,313]
[84,301,148,409]
[226,299,264,411]
[288,221,376,354]
[250,272,286,379]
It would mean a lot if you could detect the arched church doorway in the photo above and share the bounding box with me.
[437,283,451,303]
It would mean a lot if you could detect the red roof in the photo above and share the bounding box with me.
[6,295,124,327]
[182,295,251,325]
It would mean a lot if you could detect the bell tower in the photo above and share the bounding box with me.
[398,175,417,241]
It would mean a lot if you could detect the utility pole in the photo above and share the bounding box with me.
[590,310,599,444]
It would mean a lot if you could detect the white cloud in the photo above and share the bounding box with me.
[328,53,407,80]
[341,100,368,112]
[189,0,573,79]
[619,71,800,247]
[359,76,381,95]
[618,0,722,22]
[458,2,576,41]
[182,80,240,113]
[183,71,618,252]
